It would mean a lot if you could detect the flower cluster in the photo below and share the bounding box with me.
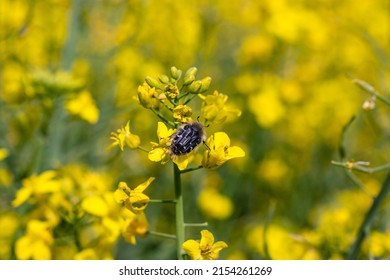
[11,165,126,259]
[113,66,245,172]
[110,66,246,259]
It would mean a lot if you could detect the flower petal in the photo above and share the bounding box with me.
[172,155,190,170]
[82,195,109,217]
[200,230,215,250]
[226,146,245,159]
[134,177,155,192]
[182,240,202,260]
[148,148,166,162]
[212,241,228,252]
[213,132,230,148]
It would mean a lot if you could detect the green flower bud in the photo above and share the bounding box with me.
[183,74,195,86]
[170,66,182,80]
[158,74,170,84]
[199,76,212,93]
[187,80,202,93]
[185,67,198,77]
[145,76,161,89]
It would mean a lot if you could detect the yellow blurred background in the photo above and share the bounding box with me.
[1,0,390,260]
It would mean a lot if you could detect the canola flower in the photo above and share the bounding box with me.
[114,177,155,214]
[64,90,99,124]
[202,132,245,169]
[110,120,141,150]
[15,220,54,260]
[182,230,228,260]
[199,91,241,124]
[10,165,126,260]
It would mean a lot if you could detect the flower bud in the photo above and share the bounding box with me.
[183,67,197,86]
[145,76,161,89]
[183,74,195,86]
[187,80,202,93]
[158,74,170,84]
[185,67,198,77]
[199,76,212,93]
[170,66,182,80]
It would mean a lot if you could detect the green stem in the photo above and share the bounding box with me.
[149,231,176,240]
[174,163,185,260]
[136,146,150,153]
[352,77,390,106]
[347,171,390,259]
[184,222,208,227]
[331,160,390,174]
[149,199,176,204]
[183,93,199,105]
[151,108,175,128]
[180,166,203,174]
[39,0,81,171]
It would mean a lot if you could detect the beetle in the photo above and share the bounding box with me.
[169,121,206,156]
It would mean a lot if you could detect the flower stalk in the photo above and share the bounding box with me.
[347,171,390,259]
[174,163,185,260]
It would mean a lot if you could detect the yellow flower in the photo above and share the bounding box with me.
[65,90,99,124]
[0,148,9,161]
[12,170,61,207]
[172,153,194,171]
[110,121,141,150]
[197,187,233,220]
[114,177,155,214]
[121,212,149,245]
[137,82,163,110]
[199,91,241,124]
[173,105,193,122]
[202,132,245,169]
[74,248,99,260]
[15,220,53,260]
[148,122,194,170]
[148,122,175,164]
[0,212,19,259]
[182,230,228,260]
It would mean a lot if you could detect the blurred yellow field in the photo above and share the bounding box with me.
[1,0,390,260]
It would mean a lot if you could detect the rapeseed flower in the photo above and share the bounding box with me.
[12,171,61,207]
[15,220,53,260]
[148,122,175,164]
[64,90,99,124]
[137,82,163,110]
[197,187,233,220]
[182,230,227,260]
[199,91,241,124]
[121,212,149,245]
[202,132,245,169]
[110,120,141,150]
[148,122,192,170]
[173,105,193,122]
[114,177,155,214]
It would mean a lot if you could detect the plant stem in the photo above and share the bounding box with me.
[136,146,150,153]
[149,199,176,204]
[347,171,390,259]
[184,222,208,227]
[173,163,185,260]
[180,166,203,174]
[149,231,176,240]
[40,0,81,171]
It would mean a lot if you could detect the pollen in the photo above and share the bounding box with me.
[169,121,206,156]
